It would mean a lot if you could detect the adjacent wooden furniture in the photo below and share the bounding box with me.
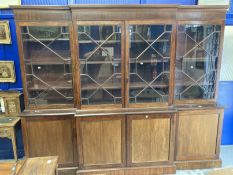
[0,159,25,175]
[12,5,228,175]
[0,157,58,175]
[17,156,58,175]
[0,91,23,162]
[0,117,20,161]
[0,91,23,116]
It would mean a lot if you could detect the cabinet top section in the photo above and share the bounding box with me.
[11,4,229,9]
[11,5,228,22]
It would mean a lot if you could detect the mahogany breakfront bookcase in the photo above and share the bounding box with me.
[12,5,228,175]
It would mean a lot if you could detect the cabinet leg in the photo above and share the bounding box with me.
[11,128,18,161]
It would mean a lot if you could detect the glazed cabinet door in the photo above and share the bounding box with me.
[18,23,75,109]
[126,22,175,107]
[21,116,77,167]
[175,109,223,161]
[76,21,124,109]
[175,23,223,103]
[127,113,176,166]
[76,115,126,169]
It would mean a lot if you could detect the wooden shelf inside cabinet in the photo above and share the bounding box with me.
[78,40,121,44]
[180,57,217,62]
[27,81,73,90]
[129,58,170,63]
[23,38,70,42]
[25,57,71,65]
[28,97,74,102]
[130,39,170,43]
[78,39,169,44]
[175,79,214,86]
[82,82,169,91]
[80,60,121,65]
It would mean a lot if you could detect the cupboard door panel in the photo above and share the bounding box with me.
[78,115,125,168]
[81,121,102,165]
[176,110,221,160]
[102,121,122,164]
[25,117,76,166]
[128,114,174,166]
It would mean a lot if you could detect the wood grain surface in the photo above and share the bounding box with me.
[18,156,58,175]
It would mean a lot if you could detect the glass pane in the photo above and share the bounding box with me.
[21,26,74,106]
[175,24,221,100]
[128,24,172,103]
[78,24,122,105]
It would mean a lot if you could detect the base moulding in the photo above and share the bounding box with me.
[76,164,176,175]
[175,159,222,170]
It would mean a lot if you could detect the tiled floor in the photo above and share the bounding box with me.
[175,146,233,175]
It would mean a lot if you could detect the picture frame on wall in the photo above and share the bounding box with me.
[0,21,11,44]
[0,61,16,83]
[0,0,21,9]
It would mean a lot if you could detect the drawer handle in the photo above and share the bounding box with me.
[145,115,149,119]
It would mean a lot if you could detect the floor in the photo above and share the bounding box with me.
[175,145,233,175]
[1,146,233,175]
[57,146,233,175]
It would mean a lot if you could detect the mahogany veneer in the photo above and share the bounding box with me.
[12,4,228,175]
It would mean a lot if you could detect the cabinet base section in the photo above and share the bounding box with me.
[175,159,222,170]
[76,165,176,175]
[57,167,78,175]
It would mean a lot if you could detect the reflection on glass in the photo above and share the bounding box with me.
[128,24,172,103]
[175,25,221,100]
[21,26,74,106]
[78,24,122,105]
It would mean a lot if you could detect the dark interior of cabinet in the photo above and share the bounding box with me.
[19,22,223,107]
[129,24,171,104]
[175,24,221,100]
[78,25,122,105]
[21,26,74,106]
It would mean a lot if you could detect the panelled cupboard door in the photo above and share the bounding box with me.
[76,21,124,109]
[175,109,223,160]
[77,115,126,168]
[127,114,175,166]
[22,116,77,167]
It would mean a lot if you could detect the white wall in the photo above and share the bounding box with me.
[220,26,233,81]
